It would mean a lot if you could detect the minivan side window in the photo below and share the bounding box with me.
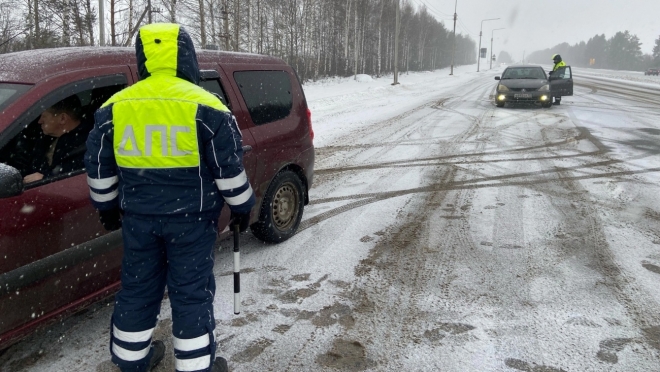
[0,78,126,188]
[199,79,231,110]
[233,71,292,125]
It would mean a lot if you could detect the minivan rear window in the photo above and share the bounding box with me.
[0,83,32,112]
[233,71,292,125]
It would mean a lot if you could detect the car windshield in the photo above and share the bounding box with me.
[502,68,546,80]
[0,83,32,112]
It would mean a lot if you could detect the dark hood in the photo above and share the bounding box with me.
[499,79,548,89]
[135,23,200,84]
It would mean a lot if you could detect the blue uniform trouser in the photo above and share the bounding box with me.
[110,215,218,372]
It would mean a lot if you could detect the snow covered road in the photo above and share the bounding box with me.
[3,65,660,372]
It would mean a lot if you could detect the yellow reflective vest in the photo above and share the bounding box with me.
[85,23,255,218]
[553,60,567,71]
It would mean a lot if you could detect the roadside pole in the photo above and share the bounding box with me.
[490,28,505,69]
[99,0,105,46]
[477,32,481,72]
[477,18,499,72]
[393,0,400,85]
[449,0,457,75]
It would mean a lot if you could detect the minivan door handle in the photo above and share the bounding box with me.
[242,145,253,153]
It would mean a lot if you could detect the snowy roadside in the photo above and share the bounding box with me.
[301,64,488,148]
[572,66,660,86]
[530,64,660,87]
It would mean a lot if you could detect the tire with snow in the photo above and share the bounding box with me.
[496,101,505,108]
[251,170,305,243]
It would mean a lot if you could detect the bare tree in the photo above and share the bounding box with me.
[2,0,479,83]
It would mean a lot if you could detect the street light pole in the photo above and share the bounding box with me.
[490,28,505,69]
[477,18,499,72]
[449,0,458,75]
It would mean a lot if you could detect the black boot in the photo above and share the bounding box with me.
[147,340,165,371]
[212,357,228,372]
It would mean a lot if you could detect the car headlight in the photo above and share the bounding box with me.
[498,85,509,92]
[539,84,550,92]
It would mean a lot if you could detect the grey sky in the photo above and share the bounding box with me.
[415,0,660,63]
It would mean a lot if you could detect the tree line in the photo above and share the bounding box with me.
[497,50,512,64]
[528,31,660,71]
[0,0,477,81]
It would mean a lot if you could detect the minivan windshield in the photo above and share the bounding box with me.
[0,83,32,112]
[502,68,546,80]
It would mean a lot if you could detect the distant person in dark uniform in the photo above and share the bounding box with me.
[23,95,92,183]
[549,54,567,105]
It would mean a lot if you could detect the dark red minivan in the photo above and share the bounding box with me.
[0,47,314,349]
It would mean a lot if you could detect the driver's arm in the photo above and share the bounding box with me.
[23,172,44,183]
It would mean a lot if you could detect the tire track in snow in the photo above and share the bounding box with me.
[314,77,496,169]
[314,126,601,176]
[309,161,659,205]
[433,94,659,369]
[290,77,496,368]
[335,166,460,369]
[553,110,660,362]
[309,91,499,369]
[461,101,660,368]
[309,78,496,210]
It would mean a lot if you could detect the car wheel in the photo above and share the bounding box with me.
[542,102,552,108]
[496,101,505,108]
[251,170,305,243]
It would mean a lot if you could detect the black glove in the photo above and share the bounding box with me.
[98,208,122,231]
[230,211,251,233]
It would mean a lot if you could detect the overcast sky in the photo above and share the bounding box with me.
[414,0,660,62]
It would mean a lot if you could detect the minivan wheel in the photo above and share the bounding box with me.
[251,170,305,243]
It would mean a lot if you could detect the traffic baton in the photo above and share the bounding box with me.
[233,224,241,315]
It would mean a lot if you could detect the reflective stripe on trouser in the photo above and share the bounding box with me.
[111,215,219,372]
[174,332,215,371]
[111,323,156,371]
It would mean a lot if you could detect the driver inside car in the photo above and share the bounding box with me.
[23,95,92,183]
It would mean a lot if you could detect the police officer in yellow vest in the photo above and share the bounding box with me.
[550,54,567,105]
[85,23,254,372]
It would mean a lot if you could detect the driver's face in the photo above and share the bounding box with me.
[38,109,64,137]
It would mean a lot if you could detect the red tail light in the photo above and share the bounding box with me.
[306,108,314,141]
